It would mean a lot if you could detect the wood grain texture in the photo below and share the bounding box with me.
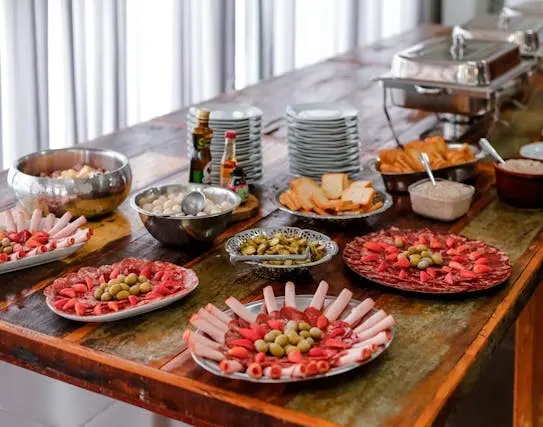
[1,24,543,427]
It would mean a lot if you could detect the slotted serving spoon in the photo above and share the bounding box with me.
[230,247,311,263]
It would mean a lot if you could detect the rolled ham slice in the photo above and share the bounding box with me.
[72,228,91,244]
[205,303,232,324]
[189,342,225,362]
[309,280,329,310]
[56,236,76,249]
[263,286,278,314]
[343,298,375,326]
[52,215,87,239]
[47,212,72,236]
[323,288,352,321]
[284,281,296,308]
[4,210,16,232]
[337,344,377,366]
[353,331,391,348]
[355,315,395,342]
[197,308,228,332]
[225,296,257,324]
[9,250,25,261]
[219,359,244,374]
[183,329,221,350]
[189,315,225,344]
[15,210,27,232]
[353,309,387,335]
[29,209,42,231]
[42,213,56,232]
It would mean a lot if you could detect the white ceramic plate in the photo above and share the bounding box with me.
[46,276,199,322]
[520,142,543,160]
[189,104,263,121]
[287,103,358,121]
[0,243,86,275]
[191,295,394,383]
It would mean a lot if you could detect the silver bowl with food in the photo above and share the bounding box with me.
[131,184,241,246]
[225,227,338,280]
[7,147,132,218]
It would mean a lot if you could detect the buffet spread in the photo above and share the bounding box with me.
[3,2,543,389]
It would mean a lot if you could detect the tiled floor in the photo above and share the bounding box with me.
[0,327,515,426]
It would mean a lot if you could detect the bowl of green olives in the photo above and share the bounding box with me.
[225,227,338,279]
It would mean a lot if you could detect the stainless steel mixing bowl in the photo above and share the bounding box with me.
[7,147,132,218]
[131,184,241,245]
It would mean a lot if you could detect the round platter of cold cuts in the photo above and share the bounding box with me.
[343,227,512,294]
[185,281,395,383]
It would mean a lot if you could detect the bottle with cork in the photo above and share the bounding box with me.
[220,130,238,187]
[189,108,213,184]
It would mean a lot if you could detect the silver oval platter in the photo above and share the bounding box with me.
[189,291,395,384]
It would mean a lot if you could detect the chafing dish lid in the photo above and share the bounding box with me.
[454,12,543,54]
[390,35,522,86]
[504,2,543,17]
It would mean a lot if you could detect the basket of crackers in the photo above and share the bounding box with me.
[367,136,484,192]
[276,174,392,221]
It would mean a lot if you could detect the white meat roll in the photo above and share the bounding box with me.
[197,308,228,332]
[42,213,56,232]
[29,209,42,231]
[15,210,27,232]
[189,315,225,344]
[353,309,387,335]
[182,329,221,350]
[355,315,395,342]
[52,215,87,239]
[309,280,328,310]
[4,210,16,231]
[219,360,244,374]
[263,286,278,313]
[205,303,232,324]
[284,281,296,308]
[323,288,352,321]
[336,344,377,366]
[353,331,391,348]
[189,342,225,362]
[343,298,375,326]
[225,296,257,324]
[47,212,72,236]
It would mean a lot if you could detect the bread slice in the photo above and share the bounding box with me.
[349,180,372,190]
[341,186,376,207]
[290,177,318,190]
[310,191,335,210]
[321,173,346,199]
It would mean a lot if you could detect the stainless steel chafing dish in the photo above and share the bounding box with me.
[504,1,543,18]
[375,33,533,141]
[453,11,543,59]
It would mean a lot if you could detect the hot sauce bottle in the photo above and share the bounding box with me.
[189,108,213,184]
[228,166,249,202]
[220,130,238,187]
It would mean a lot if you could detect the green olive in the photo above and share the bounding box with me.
[422,256,434,266]
[420,250,431,258]
[100,292,112,302]
[285,330,299,344]
[117,274,126,282]
[297,339,311,353]
[120,283,130,291]
[407,246,418,255]
[129,284,140,295]
[99,283,107,290]
[125,274,138,285]
[1,237,9,246]
[109,284,122,295]
[409,254,422,266]
[108,278,120,286]
[254,339,268,353]
[264,330,281,342]
[416,245,427,252]
[3,246,13,254]
[286,320,298,331]
[298,321,311,331]
[309,327,322,340]
[94,287,104,299]
[299,330,310,338]
[431,253,443,265]
[394,237,404,248]
[116,290,130,300]
[417,259,431,270]
[269,343,285,358]
[139,282,152,293]
[285,345,298,355]
[138,275,147,283]
[305,337,315,346]
[274,334,289,347]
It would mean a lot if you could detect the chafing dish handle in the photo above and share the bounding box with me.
[414,85,445,95]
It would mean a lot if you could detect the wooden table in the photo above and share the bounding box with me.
[1,25,543,427]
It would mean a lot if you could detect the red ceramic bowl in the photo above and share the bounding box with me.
[494,161,543,209]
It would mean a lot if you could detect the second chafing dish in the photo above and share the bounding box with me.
[376,34,533,116]
[453,10,543,59]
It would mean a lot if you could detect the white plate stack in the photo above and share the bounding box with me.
[286,103,361,179]
[186,103,263,184]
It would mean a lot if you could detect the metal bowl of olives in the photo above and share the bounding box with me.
[225,227,338,279]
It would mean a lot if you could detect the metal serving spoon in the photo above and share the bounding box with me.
[479,138,505,165]
[181,191,206,215]
[230,247,311,263]
[419,152,437,185]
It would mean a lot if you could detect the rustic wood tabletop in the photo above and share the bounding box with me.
[0,24,543,427]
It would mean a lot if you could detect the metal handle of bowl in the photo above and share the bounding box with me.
[414,85,445,96]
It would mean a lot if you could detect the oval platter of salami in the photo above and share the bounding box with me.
[343,227,512,294]
[185,281,395,383]
[44,258,199,322]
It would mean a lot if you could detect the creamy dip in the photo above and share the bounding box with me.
[410,180,473,200]
[501,159,543,175]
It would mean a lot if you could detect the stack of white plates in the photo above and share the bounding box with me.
[186,103,263,184]
[286,103,361,179]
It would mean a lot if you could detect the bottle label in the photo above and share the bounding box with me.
[202,162,211,185]
[190,170,204,183]
[194,136,211,150]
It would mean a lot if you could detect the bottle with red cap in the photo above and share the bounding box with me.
[220,130,238,187]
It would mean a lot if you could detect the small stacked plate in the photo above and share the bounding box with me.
[286,103,361,179]
[186,103,263,184]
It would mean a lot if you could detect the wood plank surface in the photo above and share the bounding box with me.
[1,24,543,426]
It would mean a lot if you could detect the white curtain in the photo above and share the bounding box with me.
[0,0,422,169]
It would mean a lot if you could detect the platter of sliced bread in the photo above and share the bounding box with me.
[276,173,392,220]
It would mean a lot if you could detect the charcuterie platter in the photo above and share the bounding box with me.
[44,258,199,322]
[343,227,512,294]
[0,208,91,274]
[185,281,394,383]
